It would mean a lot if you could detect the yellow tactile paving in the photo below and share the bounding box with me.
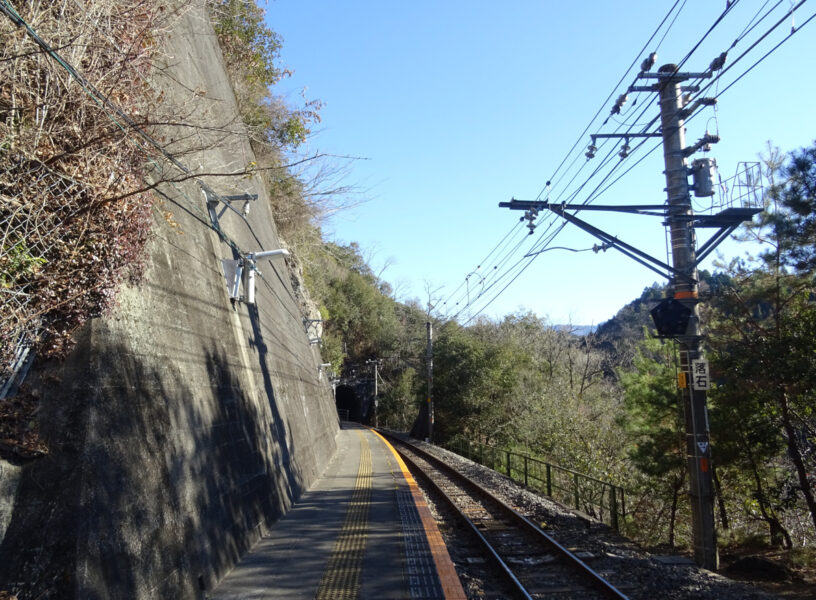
[371,430,468,600]
[315,430,372,600]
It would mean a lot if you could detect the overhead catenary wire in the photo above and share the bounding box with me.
[446,0,808,324]
[457,222,569,325]
[687,1,813,107]
[437,1,692,321]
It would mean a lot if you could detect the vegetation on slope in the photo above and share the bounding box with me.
[212,0,816,554]
[4,0,814,564]
[0,0,164,369]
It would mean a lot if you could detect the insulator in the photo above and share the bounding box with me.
[585,144,597,159]
[619,143,630,159]
[641,52,657,72]
[709,51,727,72]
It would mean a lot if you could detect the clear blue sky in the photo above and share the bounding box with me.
[265,1,816,325]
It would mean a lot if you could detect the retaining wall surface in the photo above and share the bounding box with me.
[0,2,339,598]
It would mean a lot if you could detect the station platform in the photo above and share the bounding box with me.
[211,423,466,599]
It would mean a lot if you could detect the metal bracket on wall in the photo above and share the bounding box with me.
[221,250,290,306]
[222,194,258,218]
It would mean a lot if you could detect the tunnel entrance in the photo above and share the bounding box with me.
[335,384,374,424]
[335,384,361,423]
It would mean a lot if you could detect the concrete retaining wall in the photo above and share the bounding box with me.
[0,3,339,598]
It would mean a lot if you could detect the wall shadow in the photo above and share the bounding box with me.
[0,332,308,599]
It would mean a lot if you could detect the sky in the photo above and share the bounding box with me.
[264,1,816,326]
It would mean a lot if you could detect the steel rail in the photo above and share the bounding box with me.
[384,433,629,600]
[394,441,534,600]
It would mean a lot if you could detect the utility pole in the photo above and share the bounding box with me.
[656,63,718,570]
[500,54,752,571]
[426,321,434,443]
[366,359,379,428]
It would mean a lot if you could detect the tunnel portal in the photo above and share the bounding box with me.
[335,381,375,425]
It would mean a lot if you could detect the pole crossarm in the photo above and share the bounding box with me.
[637,71,711,80]
[500,198,667,216]
[499,199,693,283]
[591,132,662,140]
[500,200,759,280]
[633,84,702,93]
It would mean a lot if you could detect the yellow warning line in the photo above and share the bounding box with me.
[371,430,468,600]
[315,430,371,600]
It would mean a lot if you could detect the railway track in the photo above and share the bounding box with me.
[383,433,630,600]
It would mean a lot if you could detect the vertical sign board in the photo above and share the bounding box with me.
[692,359,711,472]
[691,359,710,391]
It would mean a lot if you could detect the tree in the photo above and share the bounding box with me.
[704,142,816,542]
[773,141,816,272]
[708,272,816,541]
[618,336,688,546]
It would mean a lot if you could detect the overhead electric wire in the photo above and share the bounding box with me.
[459,222,569,325]
[587,139,664,207]
[443,226,539,316]
[448,215,563,320]
[688,0,811,105]
[675,0,741,71]
[441,2,691,322]
[458,0,777,322]
[538,0,685,200]
[680,0,793,96]
[516,0,813,320]
[439,219,525,313]
[444,0,812,325]
[712,9,815,99]
[734,0,784,45]
[1,1,313,335]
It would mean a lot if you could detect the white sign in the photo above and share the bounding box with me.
[697,441,709,455]
[692,359,710,391]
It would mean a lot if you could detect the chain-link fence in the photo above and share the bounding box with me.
[1,0,161,395]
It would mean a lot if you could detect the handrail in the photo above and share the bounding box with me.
[444,438,626,531]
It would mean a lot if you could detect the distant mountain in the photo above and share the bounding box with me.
[595,282,666,343]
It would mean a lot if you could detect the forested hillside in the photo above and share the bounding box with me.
[3,0,814,577]
[266,140,816,559]
[207,0,816,560]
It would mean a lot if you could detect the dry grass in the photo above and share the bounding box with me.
[0,0,169,371]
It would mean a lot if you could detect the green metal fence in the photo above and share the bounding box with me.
[444,438,626,531]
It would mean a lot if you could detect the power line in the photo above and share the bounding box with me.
[438,2,693,322]
[539,0,686,200]
[465,0,807,324]
[689,1,812,105]
[675,0,741,71]
[0,1,312,330]
[714,9,815,99]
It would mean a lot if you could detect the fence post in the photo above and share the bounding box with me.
[574,473,580,510]
[610,485,619,531]
[523,455,528,487]
[506,451,511,477]
[546,464,552,496]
